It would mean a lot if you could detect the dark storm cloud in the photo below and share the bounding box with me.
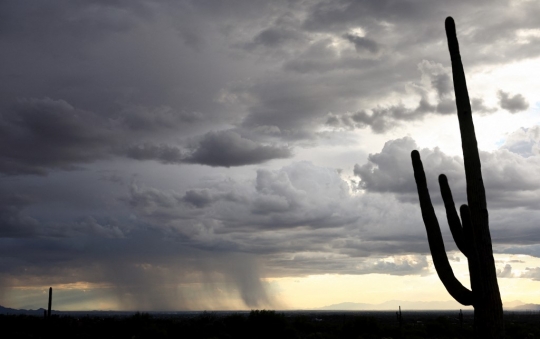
[0,193,39,237]
[0,98,116,175]
[343,33,380,53]
[117,106,203,132]
[0,0,536,175]
[0,0,275,175]
[0,96,290,173]
[183,190,215,208]
[182,189,243,208]
[0,187,127,239]
[184,130,292,167]
[497,90,530,113]
[124,143,185,164]
[54,216,126,239]
[245,27,305,49]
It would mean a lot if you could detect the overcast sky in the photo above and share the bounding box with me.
[2,0,540,311]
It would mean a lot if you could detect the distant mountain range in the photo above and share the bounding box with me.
[0,305,47,315]
[512,303,540,311]
[318,300,534,311]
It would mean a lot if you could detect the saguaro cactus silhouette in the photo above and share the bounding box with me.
[396,306,402,330]
[47,287,52,318]
[410,17,503,337]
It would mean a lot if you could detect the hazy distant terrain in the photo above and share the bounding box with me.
[318,300,530,311]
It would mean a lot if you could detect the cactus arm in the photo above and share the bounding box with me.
[438,174,467,256]
[411,150,473,306]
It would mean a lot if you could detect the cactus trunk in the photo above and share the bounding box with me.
[411,17,503,338]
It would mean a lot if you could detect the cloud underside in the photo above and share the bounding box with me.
[0,98,291,174]
[125,130,292,167]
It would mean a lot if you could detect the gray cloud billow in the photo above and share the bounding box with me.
[234,0,536,135]
[498,90,529,113]
[124,143,185,164]
[353,136,472,199]
[124,130,292,167]
[125,153,518,281]
[355,135,540,208]
[353,133,540,251]
[0,98,116,175]
[328,97,439,134]
[244,27,305,49]
[0,184,128,239]
[0,193,39,237]
[0,98,291,174]
[343,33,380,53]
[497,264,514,278]
[520,267,540,281]
[501,126,540,157]
[324,60,479,133]
[184,130,292,167]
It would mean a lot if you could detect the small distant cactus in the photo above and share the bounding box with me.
[410,17,503,338]
[458,309,463,328]
[47,287,52,318]
[396,306,402,329]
